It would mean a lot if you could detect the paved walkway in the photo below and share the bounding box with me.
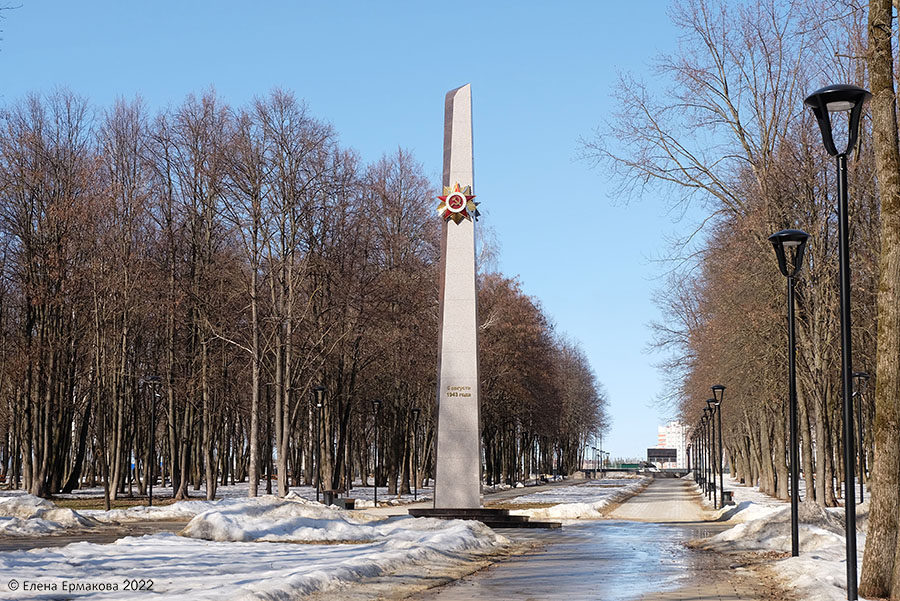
[409,479,792,601]
[608,478,712,523]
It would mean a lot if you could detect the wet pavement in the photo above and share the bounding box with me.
[412,520,729,601]
[0,521,188,552]
[410,479,784,601]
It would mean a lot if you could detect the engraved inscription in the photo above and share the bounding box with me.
[445,385,473,398]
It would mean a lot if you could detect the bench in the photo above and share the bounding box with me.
[322,488,354,509]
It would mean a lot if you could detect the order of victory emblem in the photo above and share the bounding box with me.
[437,183,479,224]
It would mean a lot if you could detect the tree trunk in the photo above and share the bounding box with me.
[861,1,900,596]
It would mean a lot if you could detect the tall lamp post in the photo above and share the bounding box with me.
[411,408,421,501]
[852,372,869,504]
[313,386,325,503]
[703,409,712,501]
[705,400,718,509]
[712,385,726,508]
[769,227,810,558]
[697,419,705,491]
[692,431,699,485]
[805,83,870,601]
[371,399,382,507]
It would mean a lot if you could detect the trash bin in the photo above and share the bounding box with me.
[324,490,335,506]
[723,491,735,506]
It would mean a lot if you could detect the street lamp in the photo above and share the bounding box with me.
[142,376,162,507]
[711,385,726,508]
[313,386,326,503]
[806,83,870,601]
[705,399,718,509]
[702,409,712,501]
[769,227,809,558]
[696,419,705,491]
[852,372,869,504]
[371,399,382,506]
[411,408,421,501]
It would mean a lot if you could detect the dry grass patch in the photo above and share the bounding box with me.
[52,497,180,511]
[484,502,556,510]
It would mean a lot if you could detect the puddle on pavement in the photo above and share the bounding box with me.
[414,520,730,601]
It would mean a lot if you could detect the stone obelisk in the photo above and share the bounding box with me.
[433,84,481,509]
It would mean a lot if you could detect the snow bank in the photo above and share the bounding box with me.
[0,495,95,535]
[180,496,387,542]
[714,500,782,523]
[697,493,870,601]
[704,503,845,552]
[0,512,508,600]
[508,478,649,520]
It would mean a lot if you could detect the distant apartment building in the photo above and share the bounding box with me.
[653,421,688,469]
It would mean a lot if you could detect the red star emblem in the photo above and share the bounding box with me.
[437,183,479,224]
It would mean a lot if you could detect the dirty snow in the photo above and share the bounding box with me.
[0,494,507,600]
[0,522,506,600]
[698,475,870,601]
[0,495,96,536]
[507,478,649,520]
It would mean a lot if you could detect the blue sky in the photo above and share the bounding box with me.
[0,1,705,460]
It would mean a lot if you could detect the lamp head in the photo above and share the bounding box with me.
[852,371,870,396]
[711,384,725,405]
[804,84,871,156]
[768,229,810,278]
[371,399,382,412]
[313,385,326,407]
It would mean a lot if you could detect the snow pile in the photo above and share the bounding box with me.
[180,496,386,542]
[0,494,96,535]
[702,503,845,552]
[180,495,510,548]
[714,500,782,523]
[696,486,870,601]
[82,499,223,523]
[508,478,649,520]
[83,492,312,523]
[0,514,509,600]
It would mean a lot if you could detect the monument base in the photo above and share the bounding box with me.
[408,507,561,529]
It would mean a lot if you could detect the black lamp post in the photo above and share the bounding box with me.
[142,376,162,507]
[769,227,810,558]
[313,386,325,503]
[712,385,726,508]
[411,408,421,501]
[696,421,704,491]
[852,372,869,504]
[692,431,699,485]
[703,409,712,501]
[705,400,718,509]
[805,83,870,601]
[371,399,382,506]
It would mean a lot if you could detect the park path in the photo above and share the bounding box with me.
[607,477,712,522]
[411,479,792,601]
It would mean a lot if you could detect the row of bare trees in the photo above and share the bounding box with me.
[0,87,609,508]
[586,0,900,596]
